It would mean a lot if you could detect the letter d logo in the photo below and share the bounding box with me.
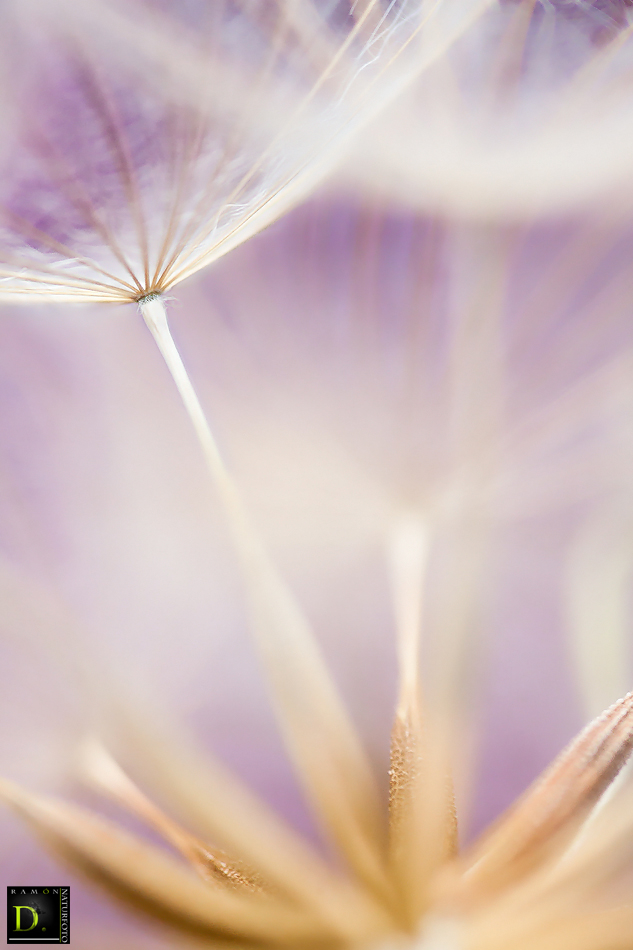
[14,906,38,931]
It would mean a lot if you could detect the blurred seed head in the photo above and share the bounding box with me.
[349,0,633,218]
[0,0,485,303]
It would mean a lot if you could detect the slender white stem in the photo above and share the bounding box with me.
[139,294,296,592]
[138,294,389,894]
[140,295,240,513]
[389,512,431,711]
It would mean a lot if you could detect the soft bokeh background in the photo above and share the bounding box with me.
[2,187,633,941]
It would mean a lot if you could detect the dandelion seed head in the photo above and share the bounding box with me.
[0,0,456,304]
[350,0,633,217]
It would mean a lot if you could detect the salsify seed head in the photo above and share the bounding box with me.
[0,0,481,304]
[348,0,633,218]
